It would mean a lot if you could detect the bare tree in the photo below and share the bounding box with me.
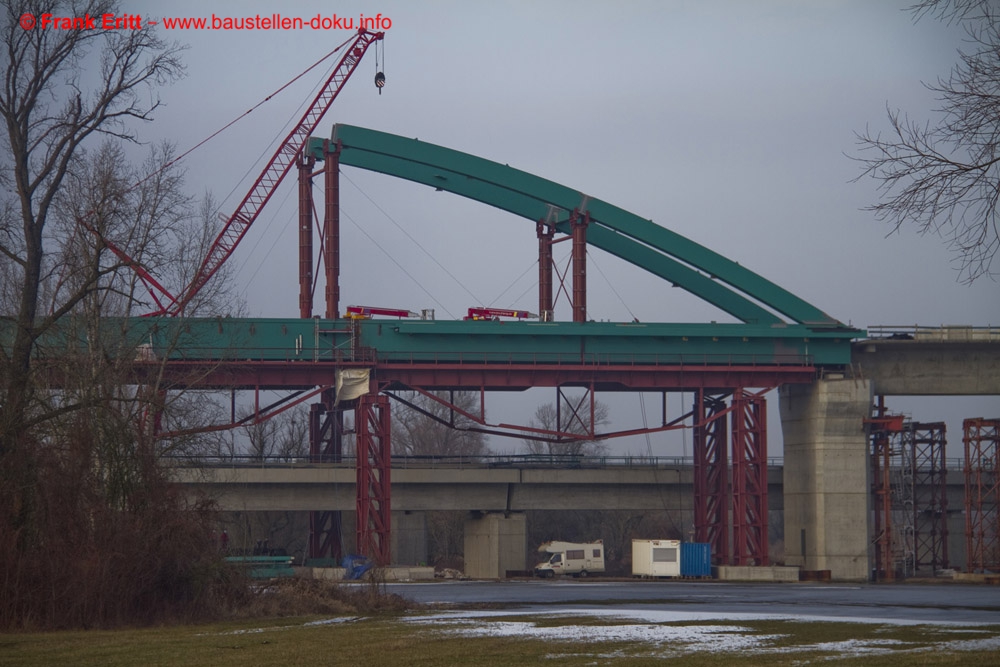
[522,397,610,457]
[0,0,184,451]
[243,407,309,462]
[0,3,258,629]
[391,391,490,459]
[854,0,1000,282]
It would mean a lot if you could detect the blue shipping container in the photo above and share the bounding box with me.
[680,542,712,577]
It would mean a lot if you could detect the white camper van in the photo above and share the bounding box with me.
[534,540,605,578]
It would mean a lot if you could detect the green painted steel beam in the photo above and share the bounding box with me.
[312,126,842,327]
[12,317,856,367]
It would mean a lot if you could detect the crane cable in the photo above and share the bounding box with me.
[487,259,537,308]
[588,249,638,321]
[340,170,485,306]
[340,206,458,319]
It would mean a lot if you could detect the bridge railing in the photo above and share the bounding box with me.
[161,453,788,469]
[866,325,1000,342]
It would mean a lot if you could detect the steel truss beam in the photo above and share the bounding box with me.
[732,389,768,566]
[964,418,1000,573]
[356,393,391,564]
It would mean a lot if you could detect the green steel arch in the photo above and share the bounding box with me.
[312,125,842,328]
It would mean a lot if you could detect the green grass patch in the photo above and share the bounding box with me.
[1,614,998,666]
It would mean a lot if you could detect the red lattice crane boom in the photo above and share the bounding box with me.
[145,28,384,316]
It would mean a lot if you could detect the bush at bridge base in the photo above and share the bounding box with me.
[0,435,248,630]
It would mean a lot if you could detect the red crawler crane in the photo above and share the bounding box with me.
[93,28,384,316]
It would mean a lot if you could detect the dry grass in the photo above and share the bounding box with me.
[2,610,998,667]
[227,577,414,620]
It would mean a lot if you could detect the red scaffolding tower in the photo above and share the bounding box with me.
[908,422,948,573]
[732,389,769,566]
[964,418,999,574]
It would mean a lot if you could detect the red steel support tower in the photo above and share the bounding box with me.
[693,390,730,564]
[308,389,345,560]
[298,155,316,318]
[964,417,999,574]
[571,210,588,323]
[868,400,904,581]
[324,140,341,319]
[356,393,392,565]
[731,389,769,566]
[537,221,554,321]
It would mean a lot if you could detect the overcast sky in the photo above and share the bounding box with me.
[127,0,997,456]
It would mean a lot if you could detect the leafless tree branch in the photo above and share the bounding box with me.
[853,0,1000,282]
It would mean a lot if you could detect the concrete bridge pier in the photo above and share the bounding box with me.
[391,511,428,566]
[463,512,527,578]
[780,376,873,581]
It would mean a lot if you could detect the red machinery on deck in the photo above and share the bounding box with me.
[464,307,537,321]
[346,305,419,319]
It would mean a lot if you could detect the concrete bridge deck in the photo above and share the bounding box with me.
[171,457,967,515]
[172,459,777,513]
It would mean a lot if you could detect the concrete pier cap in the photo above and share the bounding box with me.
[780,376,873,582]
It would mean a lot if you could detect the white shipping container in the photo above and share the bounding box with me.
[632,539,681,577]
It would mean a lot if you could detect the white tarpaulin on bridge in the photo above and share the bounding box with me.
[335,368,371,405]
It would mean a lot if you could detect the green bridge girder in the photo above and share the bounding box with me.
[309,125,847,330]
[13,316,857,368]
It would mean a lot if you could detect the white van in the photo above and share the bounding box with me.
[534,540,605,578]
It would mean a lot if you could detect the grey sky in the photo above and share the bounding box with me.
[129,0,996,455]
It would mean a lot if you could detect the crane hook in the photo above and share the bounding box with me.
[375,71,385,94]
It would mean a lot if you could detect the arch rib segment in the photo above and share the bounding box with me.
[323,125,842,327]
[325,150,778,324]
